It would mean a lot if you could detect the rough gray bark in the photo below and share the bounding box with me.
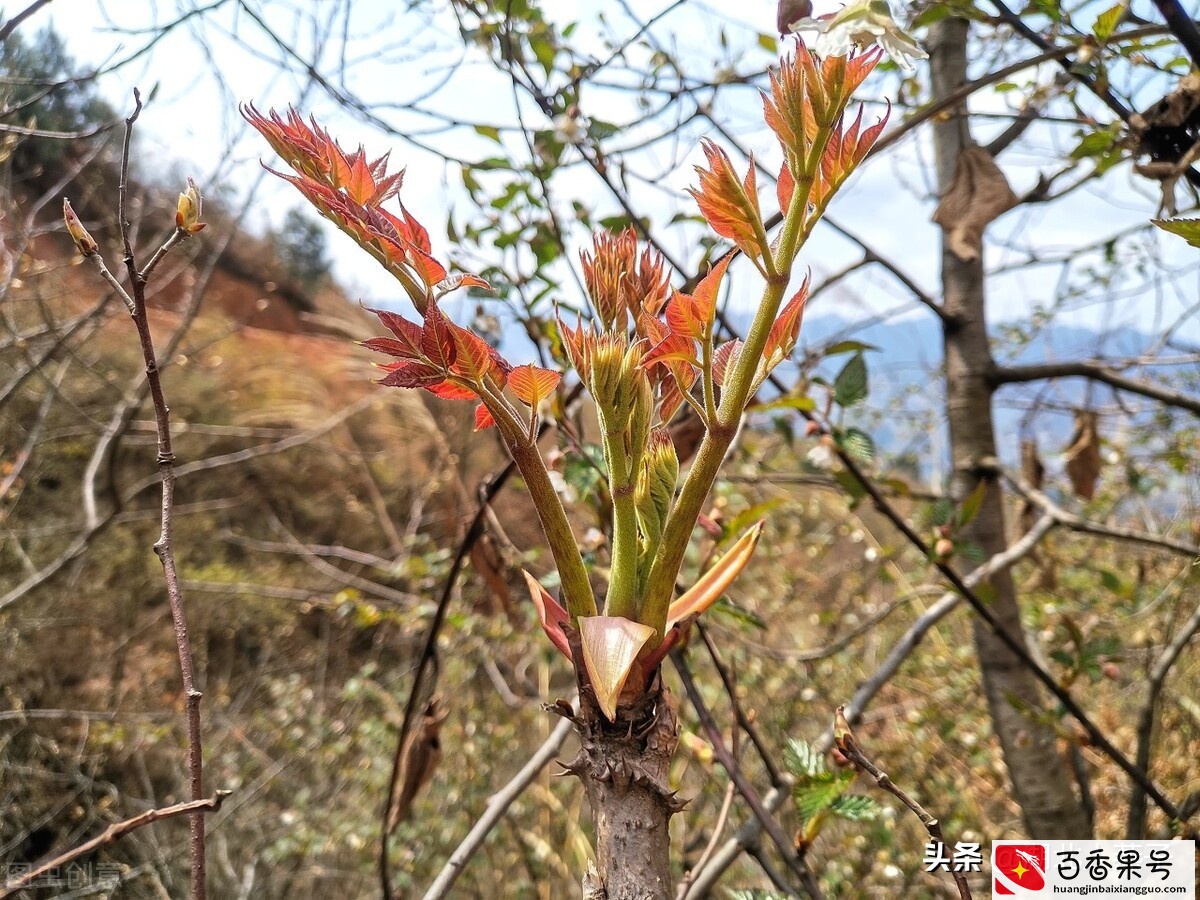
[563,679,681,900]
[928,18,1092,838]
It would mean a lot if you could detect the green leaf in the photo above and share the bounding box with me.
[757,394,816,414]
[1070,130,1116,161]
[793,771,854,820]
[783,738,827,778]
[833,469,867,508]
[473,124,502,143]
[958,480,987,527]
[757,33,778,54]
[1092,4,1123,43]
[728,891,788,900]
[833,352,869,406]
[1153,217,1200,248]
[829,794,882,821]
[927,497,953,528]
[824,339,879,356]
[838,427,874,465]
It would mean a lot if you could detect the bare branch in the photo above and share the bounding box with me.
[422,714,574,900]
[990,361,1200,416]
[0,793,230,899]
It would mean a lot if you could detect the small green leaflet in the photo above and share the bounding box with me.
[833,352,869,406]
[1153,217,1200,247]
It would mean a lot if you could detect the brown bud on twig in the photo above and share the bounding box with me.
[62,199,98,255]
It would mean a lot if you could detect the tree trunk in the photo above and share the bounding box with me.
[929,18,1092,839]
[565,680,681,900]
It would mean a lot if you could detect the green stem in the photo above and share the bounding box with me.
[480,384,597,620]
[640,175,814,640]
[599,409,639,620]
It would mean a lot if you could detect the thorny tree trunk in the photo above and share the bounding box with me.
[929,19,1092,838]
[563,678,681,900]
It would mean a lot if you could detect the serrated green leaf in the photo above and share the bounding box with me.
[1153,217,1200,248]
[959,542,986,563]
[793,771,854,821]
[833,352,869,406]
[927,497,953,528]
[829,794,882,821]
[1092,3,1123,43]
[783,738,827,778]
[839,427,875,465]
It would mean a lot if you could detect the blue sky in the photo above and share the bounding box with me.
[37,0,1200,353]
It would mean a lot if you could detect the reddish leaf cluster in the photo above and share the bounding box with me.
[242,104,487,314]
[244,105,558,429]
[761,48,887,216]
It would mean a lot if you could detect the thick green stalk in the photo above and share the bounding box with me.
[640,183,811,638]
[600,408,640,620]
[481,383,597,620]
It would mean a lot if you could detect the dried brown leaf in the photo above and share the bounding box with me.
[932,146,1019,262]
[386,697,447,834]
[1063,410,1102,501]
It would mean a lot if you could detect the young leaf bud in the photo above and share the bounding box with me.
[175,178,206,233]
[62,199,98,255]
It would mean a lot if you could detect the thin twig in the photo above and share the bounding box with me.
[672,650,823,900]
[833,708,972,900]
[114,89,208,900]
[1127,597,1200,837]
[422,713,574,899]
[0,793,230,899]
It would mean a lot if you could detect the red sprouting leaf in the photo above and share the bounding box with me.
[362,336,421,360]
[642,333,698,369]
[424,379,478,401]
[435,273,492,299]
[689,254,731,337]
[508,364,561,408]
[379,362,445,389]
[558,315,592,380]
[367,307,423,354]
[474,403,496,431]
[766,277,810,361]
[421,308,458,371]
[657,365,695,424]
[451,324,504,384]
[712,339,743,387]
[777,160,795,213]
[665,289,701,341]
[688,140,763,260]
[346,152,375,206]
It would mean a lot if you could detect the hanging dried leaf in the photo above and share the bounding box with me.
[470,532,511,616]
[386,696,447,834]
[931,146,1019,262]
[1019,438,1045,535]
[1063,410,1102,501]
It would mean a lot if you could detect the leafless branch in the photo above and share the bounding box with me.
[0,793,230,899]
[422,713,574,899]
